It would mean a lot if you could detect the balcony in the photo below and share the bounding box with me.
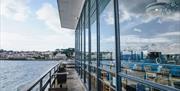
[22,0,180,91]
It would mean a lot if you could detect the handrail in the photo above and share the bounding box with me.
[21,62,61,91]
[81,62,179,91]
[119,73,179,91]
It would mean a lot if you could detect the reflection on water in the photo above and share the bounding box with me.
[0,60,59,91]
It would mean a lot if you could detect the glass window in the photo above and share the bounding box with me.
[85,1,89,82]
[91,14,97,61]
[81,9,86,82]
[90,1,97,91]
[99,0,116,89]
[119,0,180,90]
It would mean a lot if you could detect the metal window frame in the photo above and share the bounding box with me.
[113,0,121,91]
[80,16,83,79]
[78,23,81,75]
[96,0,101,91]
[88,0,92,90]
[84,2,87,83]
[75,29,77,71]
[74,0,179,91]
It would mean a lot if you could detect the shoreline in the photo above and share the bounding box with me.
[0,59,61,61]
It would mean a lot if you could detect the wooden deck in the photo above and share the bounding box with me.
[50,63,85,91]
[66,68,85,91]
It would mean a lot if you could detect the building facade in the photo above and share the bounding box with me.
[58,0,180,91]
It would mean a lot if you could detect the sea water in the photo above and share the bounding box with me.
[0,60,59,91]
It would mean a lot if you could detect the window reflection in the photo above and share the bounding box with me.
[119,0,180,89]
[100,0,116,90]
[75,0,180,90]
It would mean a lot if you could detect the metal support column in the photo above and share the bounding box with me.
[75,30,77,72]
[88,0,91,90]
[84,3,86,83]
[96,0,101,91]
[80,18,83,79]
[113,0,122,91]
[78,25,80,75]
[77,25,79,75]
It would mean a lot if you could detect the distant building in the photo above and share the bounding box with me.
[72,52,75,58]
[101,52,113,60]
[91,52,113,60]
[54,53,67,60]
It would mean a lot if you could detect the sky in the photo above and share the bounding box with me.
[0,0,74,51]
[0,0,180,54]
[94,0,180,54]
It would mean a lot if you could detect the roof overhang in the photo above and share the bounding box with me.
[57,0,85,29]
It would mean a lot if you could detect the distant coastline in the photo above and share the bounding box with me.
[0,59,60,61]
[0,48,75,61]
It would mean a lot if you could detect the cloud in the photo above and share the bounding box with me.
[0,0,30,21]
[121,35,170,44]
[118,0,180,23]
[158,31,180,37]
[1,32,74,51]
[104,11,114,25]
[36,3,74,33]
[119,35,179,54]
[101,0,180,53]
[102,36,115,43]
[100,34,180,54]
[1,2,75,51]
[161,13,180,22]
[36,3,61,32]
[133,28,142,32]
[141,43,180,54]
[35,3,75,50]
[143,12,180,23]
[165,43,180,54]
[102,35,170,45]
[119,6,132,23]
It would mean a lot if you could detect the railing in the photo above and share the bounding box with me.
[77,61,180,91]
[21,62,61,91]
[119,73,179,91]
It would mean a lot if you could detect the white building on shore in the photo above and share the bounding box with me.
[54,53,67,60]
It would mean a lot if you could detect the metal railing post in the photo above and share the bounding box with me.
[23,63,61,91]
[39,79,42,91]
[54,67,55,73]
[49,71,52,88]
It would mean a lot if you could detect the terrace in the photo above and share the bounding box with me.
[23,0,180,91]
